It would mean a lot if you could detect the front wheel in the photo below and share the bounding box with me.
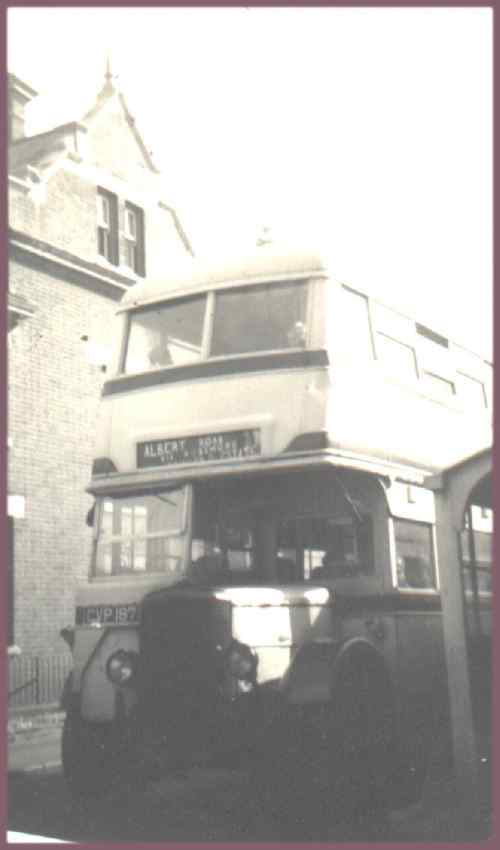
[62,706,128,800]
[252,666,396,838]
[326,669,395,822]
[250,706,336,838]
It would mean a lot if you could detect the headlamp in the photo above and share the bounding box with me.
[226,640,258,682]
[105,649,139,686]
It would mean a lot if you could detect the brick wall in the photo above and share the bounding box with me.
[37,169,97,257]
[8,181,39,233]
[10,167,189,284]
[8,260,117,655]
[8,80,192,662]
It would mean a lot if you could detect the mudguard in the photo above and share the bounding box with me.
[80,628,139,722]
[281,636,390,706]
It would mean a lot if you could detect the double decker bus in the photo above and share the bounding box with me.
[61,246,492,823]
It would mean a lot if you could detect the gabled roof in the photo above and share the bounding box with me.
[83,73,159,175]
[8,68,158,177]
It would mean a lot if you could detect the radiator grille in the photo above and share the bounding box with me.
[139,590,232,722]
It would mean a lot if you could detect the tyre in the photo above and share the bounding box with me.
[326,658,395,822]
[252,659,395,838]
[251,705,335,838]
[62,706,128,800]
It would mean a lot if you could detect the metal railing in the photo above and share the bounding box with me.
[8,652,72,709]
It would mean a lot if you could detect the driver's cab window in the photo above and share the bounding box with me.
[191,480,374,586]
[277,514,374,582]
[191,493,257,583]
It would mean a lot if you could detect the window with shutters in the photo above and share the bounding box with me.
[124,202,146,277]
[97,188,119,265]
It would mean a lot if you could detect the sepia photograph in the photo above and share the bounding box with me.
[6,5,493,843]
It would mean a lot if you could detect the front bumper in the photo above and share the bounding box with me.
[128,680,287,773]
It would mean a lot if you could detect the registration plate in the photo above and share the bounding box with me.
[76,603,140,627]
[137,428,261,468]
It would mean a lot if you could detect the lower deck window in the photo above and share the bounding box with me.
[94,489,186,578]
[191,479,374,585]
[394,519,436,589]
[276,515,373,580]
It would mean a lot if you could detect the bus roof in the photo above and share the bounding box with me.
[119,245,491,364]
[120,245,329,309]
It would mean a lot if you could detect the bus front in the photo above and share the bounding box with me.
[62,250,340,797]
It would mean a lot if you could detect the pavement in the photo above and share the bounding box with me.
[7,719,494,843]
[8,725,62,774]
[8,831,72,843]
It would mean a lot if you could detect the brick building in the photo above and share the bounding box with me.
[7,69,193,687]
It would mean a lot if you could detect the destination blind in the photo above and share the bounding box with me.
[137,429,261,468]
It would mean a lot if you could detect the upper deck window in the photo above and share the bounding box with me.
[416,325,456,398]
[211,280,308,357]
[122,279,309,374]
[422,371,456,398]
[376,333,418,381]
[124,294,207,374]
[456,372,487,409]
[339,287,374,360]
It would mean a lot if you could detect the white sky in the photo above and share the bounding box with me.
[8,6,493,357]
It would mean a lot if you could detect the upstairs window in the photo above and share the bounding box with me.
[97,188,119,266]
[373,304,418,381]
[416,324,455,398]
[376,333,418,381]
[422,371,456,398]
[122,279,309,374]
[124,295,207,373]
[415,323,448,348]
[124,202,146,277]
[456,372,487,409]
[211,280,308,357]
[338,287,374,360]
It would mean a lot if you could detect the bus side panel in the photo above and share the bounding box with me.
[328,368,491,473]
[394,607,448,775]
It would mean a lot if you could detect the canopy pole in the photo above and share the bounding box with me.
[433,491,481,831]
